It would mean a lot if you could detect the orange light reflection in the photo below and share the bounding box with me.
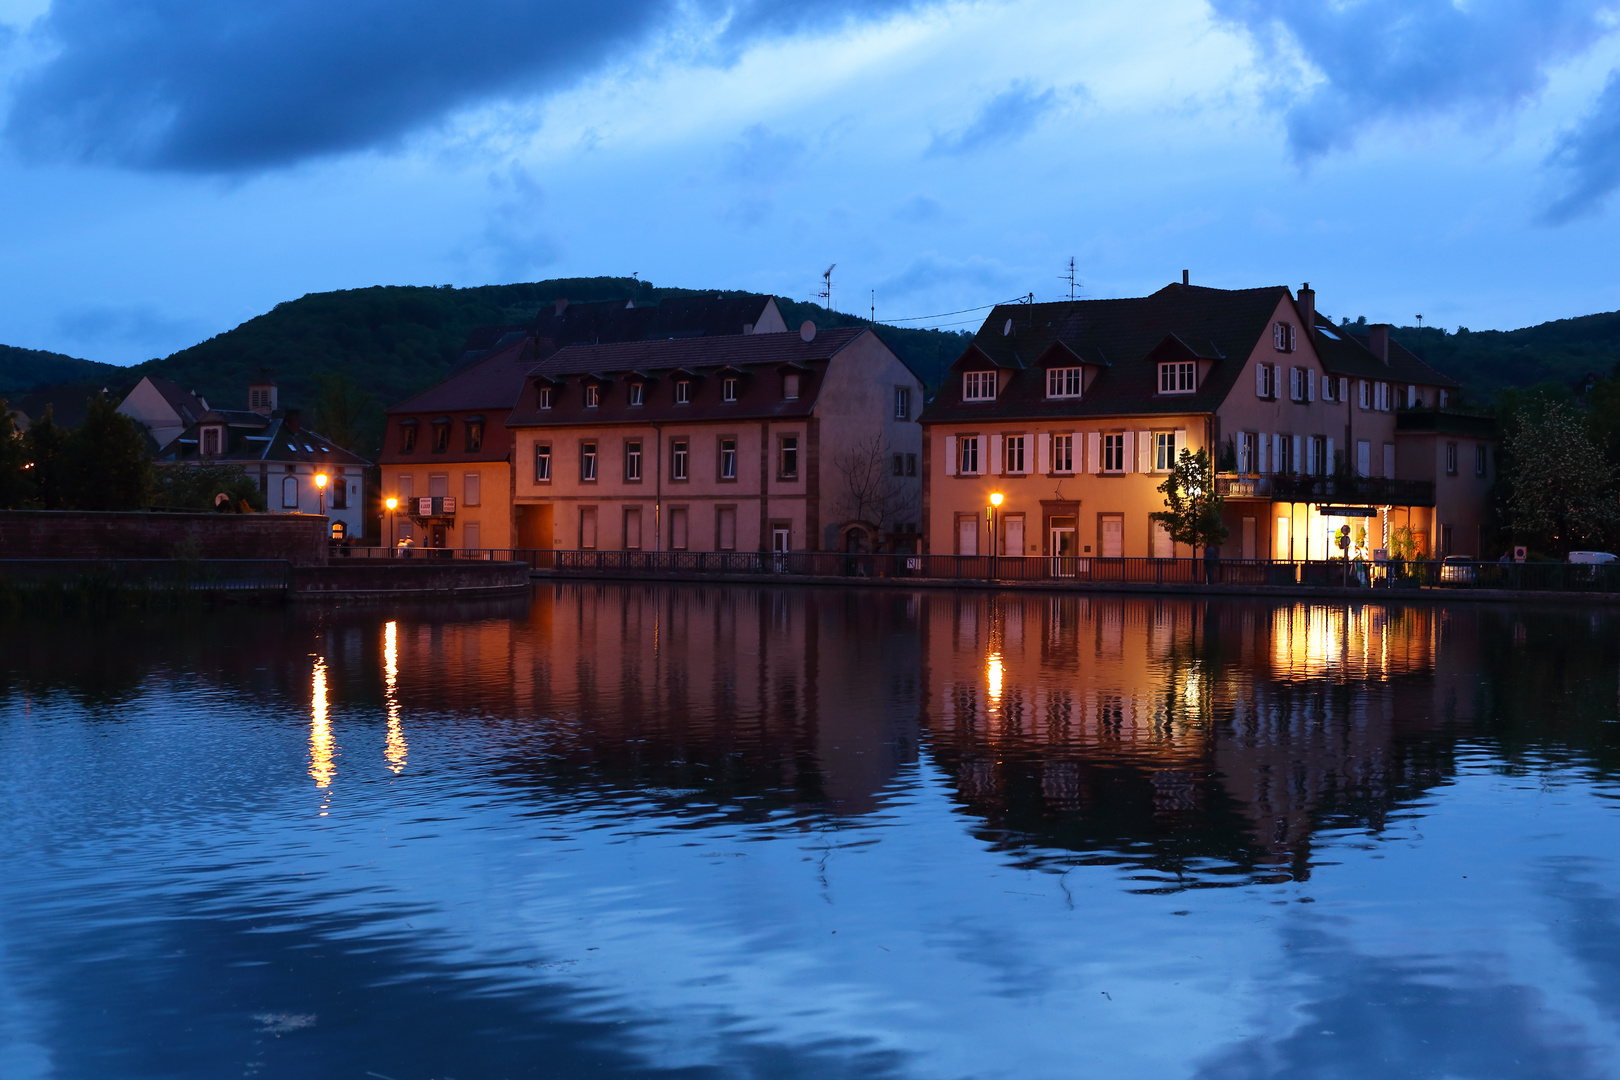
[384,621,406,773]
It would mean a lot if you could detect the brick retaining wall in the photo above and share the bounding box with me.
[0,511,329,567]
[291,561,529,599]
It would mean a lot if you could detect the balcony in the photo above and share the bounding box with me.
[1217,473,1434,507]
[410,496,457,519]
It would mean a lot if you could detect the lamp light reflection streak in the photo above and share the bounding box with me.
[987,653,1004,704]
[309,657,335,798]
[384,621,406,773]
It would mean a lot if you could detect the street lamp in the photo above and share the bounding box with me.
[988,492,1003,558]
[385,496,398,551]
[314,472,329,517]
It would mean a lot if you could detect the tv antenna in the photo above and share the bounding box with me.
[1060,256,1080,300]
[1415,313,1424,331]
[870,289,875,324]
[818,264,836,311]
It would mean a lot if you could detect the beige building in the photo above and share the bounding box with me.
[921,280,1482,561]
[505,326,925,553]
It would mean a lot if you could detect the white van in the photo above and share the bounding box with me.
[1568,551,1618,564]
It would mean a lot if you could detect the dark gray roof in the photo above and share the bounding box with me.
[161,413,371,467]
[1314,319,1460,389]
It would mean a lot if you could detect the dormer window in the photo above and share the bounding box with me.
[201,427,222,456]
[537,386,552,410]
[1273,322,1296,352]
[675,380,691,404]
[782,374,800,400]
[629,383,644,406]
[399,421,418,453]
[465,419,484,453]
[584,385,600,408]
[963,371,996,401]
[722,377,738,402]
[1158,362,1195,394]
[1047,368,1082,399]
[431,420,450,453]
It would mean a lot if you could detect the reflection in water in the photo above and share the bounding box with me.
[308,655,333,796]
[383,620,405,774]
[986,651,1004,704]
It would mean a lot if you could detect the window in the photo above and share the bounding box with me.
[894,386,911,419]
[1154,432,1175,471]
[332,472,348,510]
[1446,442,1458,476]
[1375,382,1390,411]
[584,385,600,408]
[1047,367,1083,398]
[537,386,552,410]
[629,383,644,406]
[463,471,480,507]
[670,507,688,550]
[431,422,450,453]
[1440,389,1450,408]
[429,473,448,498]
[1475,444,1487,478]
[1277,435,1294,475]
[719,437,737,480]
[1239,432,1258,474]
[1406,385,1418,409]
[717,506,737,550]
[465,420,484,453]
[892,453,905,477]
[250,388,272,410]
[906,453,917,477]
[1273,321,1296,352]
[282,476,299,509]
[625,440,642,481]
[1158,361,1195,394]
[779,435,799,479]
[722,378,738,403]
[963,371,996,401]
[580,506,597,549]
[534,442,552,482]
[672,439,689,481]
[782,374,800,400]
[1103,433,1125,472]
[202,427,221,455]
[1321,377,1337,402]
[1256,363,1277,399]
[675,380,691,405]
[581,441,597,482]
[1311,435,1327,476]
[1005,434,1027,474]
[1359,380,1371,409]
[959,436,980,475]
[399,423,418,453]
[1053,433,1074,473]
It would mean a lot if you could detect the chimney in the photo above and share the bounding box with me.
[1298,282,1315,334]
[1369,324,1390,364]
[1182,269,1189,286]
[554,297,569,316]
[284,409,301,433]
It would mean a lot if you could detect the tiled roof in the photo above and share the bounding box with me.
[922,284,1289,423]
[390,334,537,413]
[162,414,371,467]
[1315,320,1460,389]
[144,375,208,424]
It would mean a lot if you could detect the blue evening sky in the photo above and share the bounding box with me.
[3,0,1620,365]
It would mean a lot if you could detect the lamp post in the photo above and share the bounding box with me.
[988,492,1003,559]
[314,472,329,518]
[385,496,398,551]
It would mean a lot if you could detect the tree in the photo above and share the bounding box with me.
[831,434,918,544]
[152,463,267,512]
[23,406,68,509]
[1151,447,1230,552]
[0,401,29,509]
[312,370,381,457]
[1503,397,1618,553]
[61,395,153,511]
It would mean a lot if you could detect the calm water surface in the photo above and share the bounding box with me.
[3,584,1620,1079]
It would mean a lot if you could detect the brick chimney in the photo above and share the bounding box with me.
[1369,324,1390,364]
[1297,282,1315,334]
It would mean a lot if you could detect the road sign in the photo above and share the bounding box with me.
[1316,505,1379,517]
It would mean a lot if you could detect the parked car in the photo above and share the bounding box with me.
[1568,551,1618,564]
[1439,556,1476,584]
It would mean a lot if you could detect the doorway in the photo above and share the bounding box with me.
[1275,515,1290,561]
[957,516,978,556]
[1100,515,1123,558]
[1050,517,1077,577]
[1005,514,1025,558]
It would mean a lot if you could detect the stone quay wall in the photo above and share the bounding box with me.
[0,511,330,567]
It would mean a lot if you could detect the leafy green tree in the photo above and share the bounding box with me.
[152,463,267,512]
[312,371,381,457]
[1503,398,1618,553]
[1151,447,1230,552]
[22,406,67,509]
[61,395,153,511]
[0,402,28,508]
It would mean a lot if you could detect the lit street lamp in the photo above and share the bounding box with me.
[988,492,1003,558]
[314,472,329,518]
[385,496,398,550]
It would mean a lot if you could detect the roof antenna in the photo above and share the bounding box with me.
[1061,256,1079,300]
[870,289,875,324]
[818,264,836,311]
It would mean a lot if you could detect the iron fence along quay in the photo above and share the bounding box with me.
[342,546,1620,595]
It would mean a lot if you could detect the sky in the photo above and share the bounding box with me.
[4,0,1620,365]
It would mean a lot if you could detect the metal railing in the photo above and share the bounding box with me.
[0,559,291,591]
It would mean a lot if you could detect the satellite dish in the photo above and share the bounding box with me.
[800,321,817,343]
[1003,318,1013,337]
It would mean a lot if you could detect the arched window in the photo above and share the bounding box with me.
[282,476,299,509]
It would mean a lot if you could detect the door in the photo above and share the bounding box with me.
[1100,516,1123,558]
[430,524,447,549]
[1050,519,1077,577]
[772,525,790,572]
[1005,515,1025,558]
[958,516,978,556]
[1241,517,1256,560]
[1275,515,1290,561]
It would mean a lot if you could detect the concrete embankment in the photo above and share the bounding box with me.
[294,561,529,600]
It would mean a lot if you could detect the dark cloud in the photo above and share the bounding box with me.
[3,0,924,173]
[1542,73,1620,223]
[926,81,1058,157]
[53,303,208,350]
[1210,0,1613,162]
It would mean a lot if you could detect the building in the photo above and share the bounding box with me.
[919,281,1483,561]
[116,376,209,452]
[505,325,925,553]
[379,295,790,550]
[158,379,371,539]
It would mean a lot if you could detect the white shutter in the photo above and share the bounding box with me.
[1123,432,1135,473]
[1139,431,1154,471]
[1326,437,1335,473]
[1037,433,1050,475]
[1088,432,1102,474]
[1256,362,1266,397]
[1174,429,1186,462]
[989,434,1002,476]
[944,435,957,476]
[1292,435,1302,474]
